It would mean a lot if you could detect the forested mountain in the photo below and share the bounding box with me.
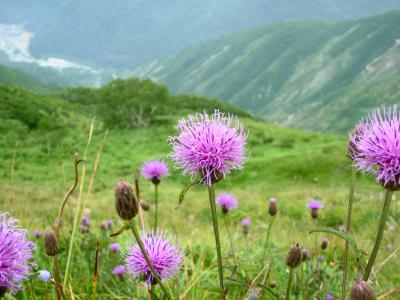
[132,11,400,131]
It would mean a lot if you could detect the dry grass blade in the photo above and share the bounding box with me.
[92,241,100,300]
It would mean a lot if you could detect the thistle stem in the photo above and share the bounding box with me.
[154,184,159,231]
[130,220,173,300]
[342,166,356,299]
[208,184,225,299]
[223,217,237,266]
[363,189,393,280]
[261,217,275,268]
[285,268,294,300]
[53,256,64,300]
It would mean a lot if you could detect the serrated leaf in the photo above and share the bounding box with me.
[175,180,199,209]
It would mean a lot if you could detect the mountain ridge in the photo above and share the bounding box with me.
[132,10,400,132]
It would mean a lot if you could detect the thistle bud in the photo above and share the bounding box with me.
[302,248,309,261]
[321,237,329,250]
[350,280,376,300]
[269,280,277,288]
[115,181,138,220]
[348,124,366,161]
[44,230,58,256]
[286,243,303,269]
[268,197,277,216]
[241,218,250,236]
[140,201,151,211]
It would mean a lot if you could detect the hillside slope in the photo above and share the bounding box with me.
[0,64,59,92]
[133,11,400,132]
[1,1,400,69]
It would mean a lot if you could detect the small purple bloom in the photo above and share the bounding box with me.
[125,231,182,286]
[0,213,35,293]
[38,270,51,282]
[109,243,120,253]
[81,215,90,226]
[216,193,238,214]
[307,200,323,209]
[325,294,333,300]
[353,106,400,189]
[112,265,125,277]
[33,229,41,238]
[318,255,324,261]
[308,200,323,219]
[169,110,247,186]
[241,218,250,235]
[141,161,169,184]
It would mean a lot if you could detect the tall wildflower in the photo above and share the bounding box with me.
[141,160,169,230]
[0,213,35,295]
[113,181,173,299]
[170,110,247,299]
[352,106,400,280]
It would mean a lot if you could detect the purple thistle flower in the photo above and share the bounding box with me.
[307,200,323,219]
[325,294,333,300]
[353,106,400,189]
[141,160,169,184]
[169,110,247,186]
[81,215,90,226]
[33,229,41,238]
[38,270,51,282]
[241,218,250,235]
[125,231,182,286]
[109,243,120,253]
[307,200,323,209]
[0,213,35,293]
[216,193,238,214]
[112,265,125,277]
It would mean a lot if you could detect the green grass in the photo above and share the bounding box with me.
[0,79,399,299]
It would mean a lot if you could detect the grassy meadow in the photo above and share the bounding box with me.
[0,80,399,299]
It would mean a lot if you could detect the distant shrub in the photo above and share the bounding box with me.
[97,78,169,128]
[278,138,295,148]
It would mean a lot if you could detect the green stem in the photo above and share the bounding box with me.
[363,189,393,280]
[208,184,225,299]
[261,217,275,268]
[342,166,356,300]
[130,220,173,300]
[154,184,159,231]
[285,268,294,300]
[223,217,237,266]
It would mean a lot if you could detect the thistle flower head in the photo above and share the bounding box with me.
[33,229,41,238]
[307,200,323,219]
[353,106,400,190]
[269,197,277,216]
[286,243,303,269]
[241,218,250,235]
[141,161,169,185]
[216,193,238,214]
[44,229,58,256]
[109,243,120,253]
[350,279,376,300]
[321,237,329,250]
[125,231,182,286]
[0,213,35,294]
[325,294,333,300]
[112,265,125,277]
[169,110,247,186]
[115,181,138,220]
[307,200,323,209]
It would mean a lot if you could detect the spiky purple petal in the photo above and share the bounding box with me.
[125,231,181,286]
[169,110,247,185]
